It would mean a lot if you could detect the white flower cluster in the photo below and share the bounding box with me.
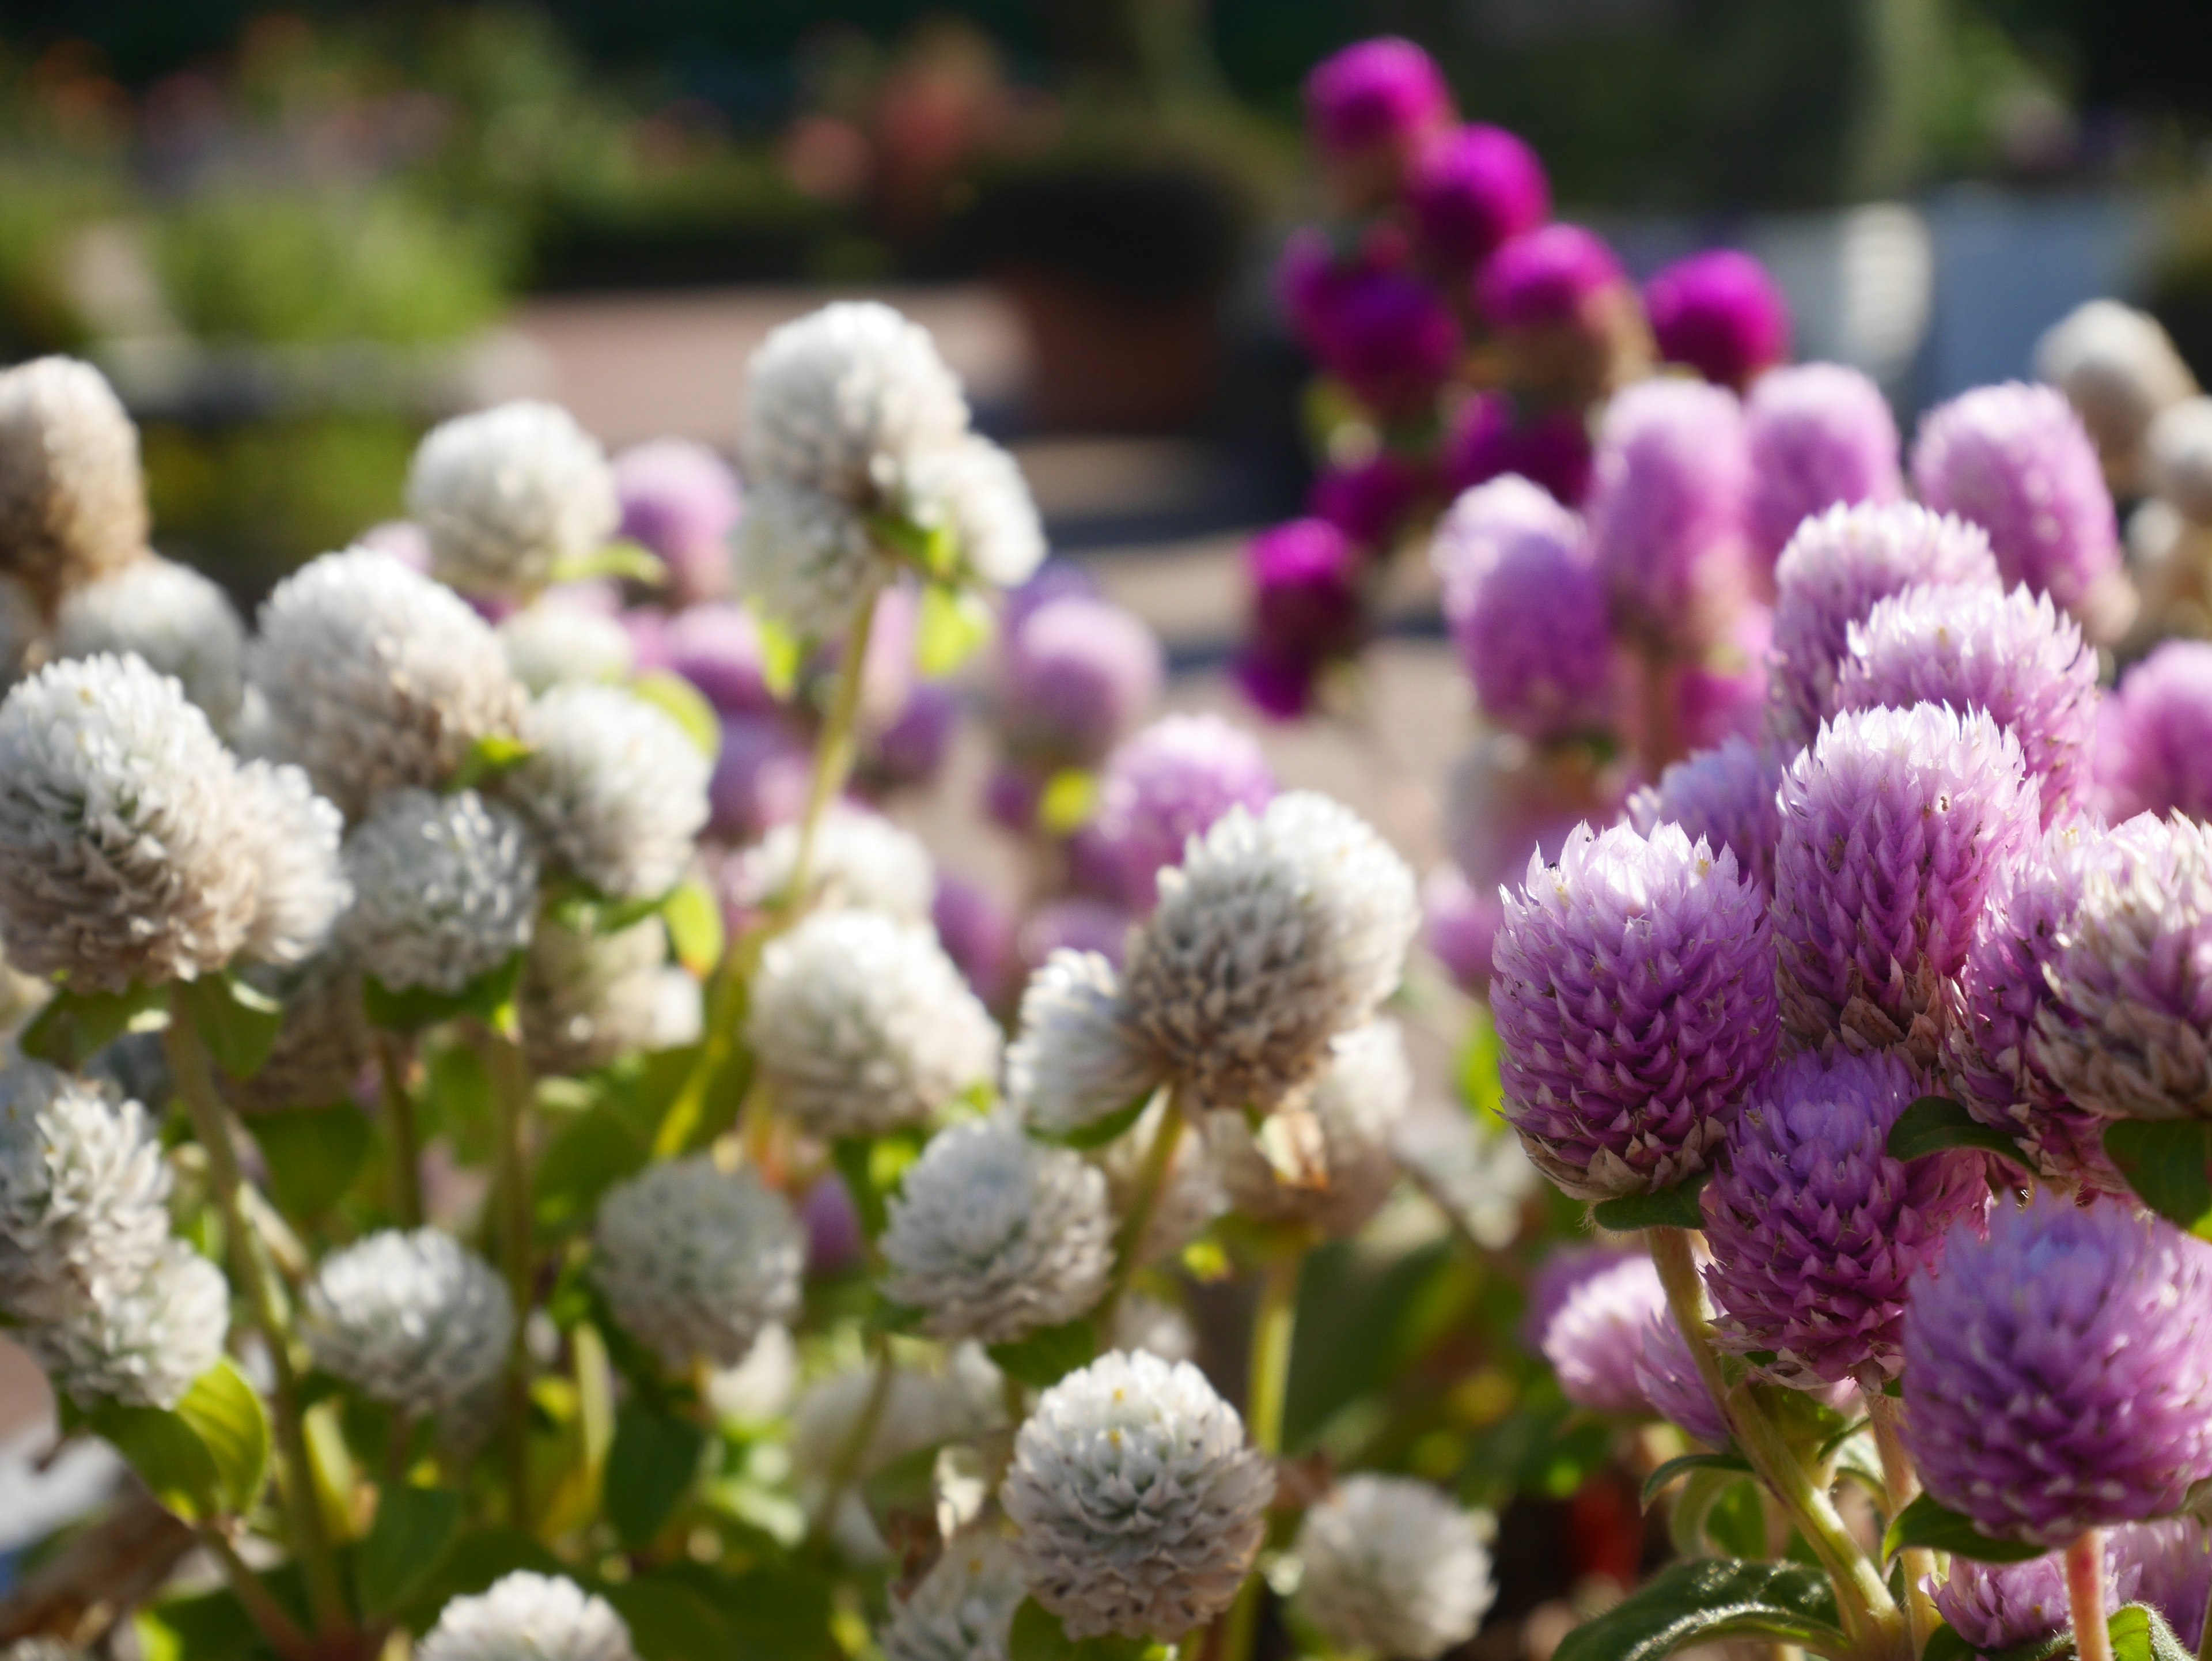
[340,789,539,996]
[520,915,674,1075]
[498,600,636,694]
[52,556,246,732]
[418,1572,637,1661]
[305,1228,513,1418]
[730,803,934,920]
[879,1533,1028,1661]
[509,684,710,902]
[407,402,619,600]
[0,357,149,612]
[1292,1475,1497,1660]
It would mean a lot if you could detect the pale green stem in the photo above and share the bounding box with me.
[2069,1530,2113,1661]
[202,1526,315,1661]
[1867,1388,1940,1656]
[482,1022,536,1533]
[1096,1098,1185,1329]
[1218,1250,1302,1661]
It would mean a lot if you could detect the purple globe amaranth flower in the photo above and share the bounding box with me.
[1307,453,1429,552]
[1901,1192,2212,1547]
[1017,898,1133,977]
[1674,601,1771,754]
[1744,364,1903,576]
[1491,820,1778,1198]
[1586,377,1753,650]
[1912,381,2132,641]
[984,763,1044,834]
[1645,250,1793,393]
[664,601,776,716]
[1836,583,2100,826]
[1476,224,1627,334]
[802,1172,865,1276]
[2099,641,2212,823]
[1406,124,1550,272]
[1633,1309,1733,1448]
[1422,862,1501,995]
[1934,1544,2137,1658]
[1276,229,1407,364]
[1304,37,1455,166]
[934,872,1016,1007]
[1539,1253,1667,1415]
[1772,703,2038,1066]
[1093,714,1277,911]
[1431,476,1613,743]
[1700,1050,1988,1387]
[2118,1519,2212,1652]
[613,438,742,605]
[1626,736,1782,895]
[1525,1244,1647,1350]
[1312,268,1464,419]
[1442,392,1594,508]
[1766,502,2001,752]
[1237,518,1365,719]
[997,595,1164,770]
[870,680,960,788]
[708,716,812,839]
[1004,560,1100,635]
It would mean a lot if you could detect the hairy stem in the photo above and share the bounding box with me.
[482,1021,536,1533]
[374,1032,422,1228]
[1097,1098,1185,1327]
[1218,1250,1303,1661]
[2069,1530,2113,1661]
[1867,1388,1940,1655]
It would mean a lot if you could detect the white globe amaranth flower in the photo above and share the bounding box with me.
[304,1228,513,1418]
[2149,397,2212,527]
[1002,1349,1275,1642]
[896,433,1046,589]
[731,478,879,642]
[747,910,1001,1138]
[1293,1475,1497,1661]
[0,357,149,614]
[234,760,350,968]
[417,1571,638,1661]
[1208,1019,1413,1237]
[248,548,529,818]
[731,803,933,920]
[506,684,709,901]
[340,789,539,996]
[882,1116,1114,1345]
[0,653,260,989]
[1122,792,1418,1116]
[1006,949,1161,1139]
[51,556,245,730]
[1112,1293,1198,1363]
[406,402,619,600]
[2036,300,2197,486]
[591,1155,804,1369]
[28,1238,229,1410]
[520,915,670,1075]
[880,1531,1028,1661]
[497,600,637,694]
[0,1061,171,1324]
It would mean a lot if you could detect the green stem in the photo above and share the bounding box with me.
[1219,1250,1302,1661]
[1097,1098,1184,1327]
[482,1021,536,1533]
[786,573,886,911]
[375,1032,422,1228]
[203,1526,316,1661]
[812,1341,896,1545]
[2069,1530,2113,1661]
[1867,1389,1939,1656]
[165,1000,350,1639]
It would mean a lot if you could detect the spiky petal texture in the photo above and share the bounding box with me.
[1903,1194,2212,1545]
[879,1533,1027,1661]
[52,556,245,730]
[2099,641,2212,823]
[731,804,933,920]
[0,1062,171,1325]
[247,547,529,818]
[497,601,635,695]
[1625,737,1783,896]
[407,402,617,599]
[26,1238,227,1410]
[1005,950,1160,1138]
[1643,249,1791,392]
[1491,822,1778,1198]
[1633,1311,1733,1448]
[234,761,350,968]
[997,596,1164,771]
[1743,364,1904,574]
[0,654,260,989]
[1293,1475,1496,1661]
[2037,301,2198,488]
[592,1156,804,1369]
[1002,1349,1275,1641]
[1208,1019,1412,1236]
[2119,1519,2212,1654]
[1771,705,2037,1066]
[881,1117,1113,1344]
[417,1572,638,1661]
[1933,1544,2134,1656]
[1431,476,1615,743]
[1120,792,1417,1117]
[520,916,671,1076]
[1766,503,2001,752]
[340,789,539,996]
[1540,1254,1666,1415]
[1700,1050,1987,1386]
[748,910,1002,1138]
[0,357,149,614]
[507,684,708,901]
[305,1229,513,1417]
[1092,714,1277,911]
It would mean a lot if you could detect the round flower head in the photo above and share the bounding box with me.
[1935,1545,2133,1656]
[0,653,260,989]
[1310,268,1463,419]
[662,603,774,716]
[1114,1293,1199,1364]
[1433,476,1613,741]
[406,401,619,600]
[1491,821,1778,1198]
[881,1116,1114,1345]
[1304,37,1453,163]
[1540,1253,1666,1415]
[1836,582,2100,824]
[997,595,1164,770]
[1477,224,1626,332]
[1294,1475,1495,1661]
[1626,737,1783,896]
[592,1155,804,1370]
[2036,301,2197,491]
[730,477,877,642]
[1407,123,1548,271]
[871,678,959,788]
[1393,1107,1540,1250]
[1633,1310,1733,1448]
[1743,363,1903,573]
[1121,792,1418,1117]
[305,1228,512,1418]
[0,357,149,614]
[417,1572,637,1661]
[1422,862,1501,995]
[1700,1050,1987,1386]
[340,789,539,996]
[932,873,1015,1005]
[1645,249,1792,391]
[1442,393,1594,507]
[496,600,634,695]
[730,803,933,920]
[1911,381,2128,638]
[233,760,350,968]
[1006,949,1160,1139]
[2147,397,2212,526]
[1093,714,1277,911]
[1771,704,2037,1064]
[1586,377,1752,649]
[507,684,709,902]
[2099,641,2212,823]
[52,556,244,730]
[897,433,1047,591]
[1901,1193,2212,1546]
[0,1062,171,1324]
[1308,452,1428,551]
[1236,518,1365,718]
[1208,1019,1412,1237]
[613,437,743,605]
[520,915,671,1075]
[29,1238,228,1410]
[1525,1244,1645,1349]
[247,547,529,818]
[748,910,1001,1138]
[880,1533,1027,1661]
[1003,1349,1275,1642]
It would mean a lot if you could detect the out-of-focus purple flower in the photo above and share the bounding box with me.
[2119,1519,2212,1653]
[1443,733,1624,895]
[1018,897,1134,977]
[1237,518,1365,720]
[1476,225,1627,334]
[1304,36,1456,167]
[664,601,776,716]
[1674,601,1771,752]
[1491,820,1778,1198]
[1004,561,1099,635]
[1312,269,1464,419]
[1586,378,1752,650]
[1911,381,2131,640]
[1441,392,1594,506]
[357,519,431,573]
[707,716,812,840]
[1633,1310,1732,1448]
[998,595,1164,769]
[624,607,672,673]
[1934,1546,2135,1657]
[870,680,960,788]
[1422,862,1501,996]
[1702,1050,1987,1386]
[1902,1193,2212,1547]
[1524,1244,1646,1351]
[1644,250,1792,392]
[1308,453,1429,551]
[1539,1254,1666,1416]
[1771,704,2037,1065]
[1406,124,1550,272]
[1766,503,2001,752]
[984,764,1044,834]
[933,872,1017,1007]
[1836,584,2100,826]
[1092,714,1277,911]
[2099,641,2212,822]
[802,1172,865,1276]
[613,438,743,605]
[1744,364,1903,577]
[1626,736,1782,896]
[1431,476,1613,743]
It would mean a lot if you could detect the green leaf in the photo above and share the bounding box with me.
[17,981,168,1069]
[605,1403,709,1549]
[136,1586,260,1661]
[602,1579,732,1661]
[1922,1624,1975,1661]
[551,539,669,588]
[1037,769,1099,837]
[1642,1451,1752,1506]
[752,612,802,700]
[1036,1091,1156,1152]
[1592,1174,1711,1232]
[661,879,724,977]
[1456,1003,1504,1121]
[628,671,721,760]
[177,974,286,1082]
[2104,1120,2212,1238]
[1882,1492,2047,1564]
[1009,1598,1169,1661]
[448,732,535,793]
[989,1318,1099,1390]
[916,582,993,677]
[1886,1095,2036,1168]
[399,1528,569,1632]
[533,1105,648,1236]
[1702,1477,1768,1561]
[860,1440,944,1524]
[660,1563,834,1659]
[2108,1602,2197,1661]
[89,1396,223,1521]
[249,1105,373,1223]
[175,1361,270,1516]
[1550,1559,1850,1661]
[831,1133,923,1241]
[355,1485,461,1617]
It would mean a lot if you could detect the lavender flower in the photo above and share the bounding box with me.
[1016,899,1133,977]
[612,438,742,606]
[1236,518,1365,718]
[1633,1311,1733,1449]
[1092,715,1276,912]
[1406,124,1550,271]
[1643,249,1792,392]
[2119,1519,2212,1653]
[1539,1254,1666,1415]
[662,603,774,717]
[931,873,1015,1006]
[1422,863,1501,995]
[1743,364,1903,575]
[1441,393,1594,508]
[997,596,1164,770]
[1625,737,1782,896]
[706,717,812,840]
[1934,1547,2133,1656]
[2099,641,2212,822]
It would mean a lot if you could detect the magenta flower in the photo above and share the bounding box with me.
[1406,124,1550,271]
[2099,641,2212,823]
[613,438,743,605]
[1626,736,1782,895]
[1303,37,1455,164]
[1312,268,1464,418]
[998,595,1164,769]
[1476,224,1627,333]
[1539,1253,1667,1415]
[1441,392,1594,506]
[1237,518,1366,719]
[1307,452,1429,551]
[1743,363,1903,575]
[663,602,775,717]
[1093,714,1277,911]
[1422,862,1501,995]
[1633,1310,1732,1448]
[1644,250,1792,392]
